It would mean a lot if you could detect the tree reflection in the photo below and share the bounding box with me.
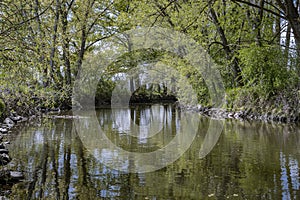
[7,106,300,199]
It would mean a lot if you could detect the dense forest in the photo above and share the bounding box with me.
[0,0,300,120]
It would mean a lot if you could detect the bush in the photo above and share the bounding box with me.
[226,87,268,110]
[238,44,294,96]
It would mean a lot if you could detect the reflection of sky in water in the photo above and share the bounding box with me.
[97,149,129,172]
[280,152,299,199]
[110,105,169,144]
[7,106,300,199]
[33,130,44,144]
[112,109,131,133]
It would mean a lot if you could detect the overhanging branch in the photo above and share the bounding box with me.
[232,0,286,19]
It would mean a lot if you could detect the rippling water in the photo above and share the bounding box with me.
[6,104,300,199]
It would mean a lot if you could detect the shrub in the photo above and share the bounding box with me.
[238,44,294,96]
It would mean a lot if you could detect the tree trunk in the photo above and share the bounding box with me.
[34,0,49,86]
[275,2,282,45]
[208,2,243,87]
[277,0,300,56]
[285,23,291,68]
[49,0,61,84]
[75,0,95,78]
[61,1,72,86]
[254,0,265,46]
[76,29,87,78]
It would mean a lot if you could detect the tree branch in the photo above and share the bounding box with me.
[232,0,286,19]
[0,0,54,36]
[85,35,112,50]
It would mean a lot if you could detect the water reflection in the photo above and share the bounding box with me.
[73,104,200,173]
[98,104,178,145]
[5,105,300,199]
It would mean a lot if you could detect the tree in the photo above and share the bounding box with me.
[0,0,120,110]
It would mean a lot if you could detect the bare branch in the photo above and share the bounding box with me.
[232,0,286,19]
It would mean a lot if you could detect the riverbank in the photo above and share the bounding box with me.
[178,103,299,123]
[0,103,65,197]
[173,87,300,124]
[0,114,32,198]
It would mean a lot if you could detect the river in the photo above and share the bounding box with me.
[5,104,300,199]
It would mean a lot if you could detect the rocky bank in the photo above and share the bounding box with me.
[0,114,30,198]
[178,103,299,123]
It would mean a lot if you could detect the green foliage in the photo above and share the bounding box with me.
[95,78,115,105]
[226,87,266,111]
[238,44,294,96]
[0,0,300,113]
[0,0,120,112]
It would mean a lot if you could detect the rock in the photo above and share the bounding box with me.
[280,116,287,123]
[0,128,7,134]
[0,153,11,165]
[248,114,255,120]
[0,124,10,129]
[203,108,209,114]
[0,143,6,149]
[3,118,14,125]
[6,124,13,129]
[273,116,279,121]
[234,111,245,119]
[29,115,36,121]
[233,112,239,118]
[9,171,24,180]
[10,116,22,123]
[228,112,234,118]
[19,117,28,122]
[0,149,8,154]
[196,104,204,112]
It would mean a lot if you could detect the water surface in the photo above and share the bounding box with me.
[6,104,300,199]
